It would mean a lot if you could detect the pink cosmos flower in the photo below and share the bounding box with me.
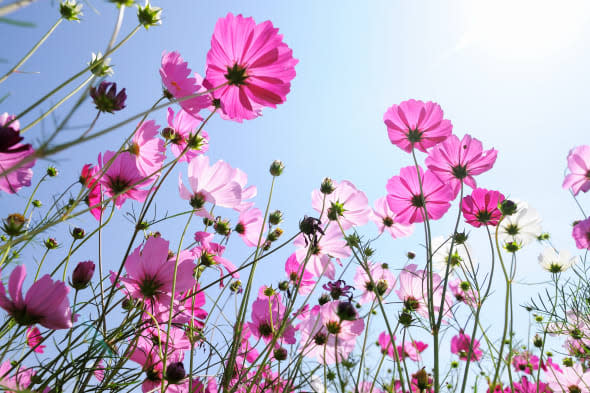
[160,51,211,117]
[377,332,427,361]
[386,166,453,224]
[357,381,385,393]
[25,326,46,353]
[0,113,36,194]
[232,167,257,212]
[371,196,414,238]
[284,253,316,295]
[235,207,264,247]
[94,359,105,382]
[512,351,539,374]
[192,234,239,287]
[294,225,351,279]
[0,265,72,329]
[450,331,482,361]
[183,285,208,331]
[118,237,196,311]
[545,363,590,393]
[573,217,590,250]
[563,145,590,196]
[298,301,364,364]
[248,286,296,344]
[204,12,298,122]
[396,264,451,320]
[128,120,166,177]
[353,262,396,305]
[461,188,505,228]
[449,278,477,305]
[97,151,151,208]
[166,107,209,163]
[0,361,37,392]
[179,155,242,211]
[383,100,452,153]
[311,180,371,230]
[512,376,550,393]
[425,134,497,197]
[79,163,103,220]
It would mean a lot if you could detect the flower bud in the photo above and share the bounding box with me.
[278,281,289,291]
[318,293,331,305]
[336,301,357,321]
[229,280,243,293]
[537,232,550,241]
[412,368,431,391]
[266,228,283,242]
[269,160,285,176]
[60,0,83,21]
[533,334,543,348]
[453,231,468,245]
[90,82,127,114]
[71,261,95,290]
[165,362,186,384]
[213,218,231,236]
[345,233,360,248]
[263,287,276,297]
[407,251,416,259]
[32,200,42,208]
[88,53,113,77]
[46,166,58,177]
[108,0,134,7]
[122,298,135,310]
[71,227,85,240]
[137,1,162,29]
[269,210,283,225]
[2,213,26,236]
[399,311,413,327]
[320,177,335,195]
[563,357,574,367]
[500,199,517,216]
[503,241,521,253]
[273,347,288,361]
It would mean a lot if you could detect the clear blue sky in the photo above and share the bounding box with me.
[1,0,589,382]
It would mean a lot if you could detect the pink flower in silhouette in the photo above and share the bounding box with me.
[426,134,497,197]
[461,188,505,228]
[160,51,211,117]
[451,331,482,361]
[572,217,590,250]
[371,196,414,238]
[0,113,36,194]
[563,145,590,196]
[0,265,72,329]
[178,155,242,211]
[248,286,296,344]
[383,100,452,153]
[235,207,264,247]
[129,120,166,177]
[166,107,209,163]
[26,326,45,353]
[386,166,453,224]
[311,180,371,230]
[205,13,298,122]
[98,151,151,208]
[354,262,395,305]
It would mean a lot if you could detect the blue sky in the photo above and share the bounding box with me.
[1,0,590,385]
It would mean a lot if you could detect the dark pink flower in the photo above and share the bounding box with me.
[284,253,316,295]
[461,188,505,228]
[512,376,550,393]
[573,217,590,250]
[166,107,209,163]
[425,134,497,197]
[248,286,296,344]
[97,151,151,208]
[129,120,166,177]
[26,326,45,353]
[0,265,72,329]
[383,100,452,153]
[512,351,539,374]
[79,163,103,220]
[563,145,590,196]
[451,331,482,361]
[370,196,414,238]
[205,12,298,122]
[160,50,211,118]
[0,113,36,194]
[386,166,453,224]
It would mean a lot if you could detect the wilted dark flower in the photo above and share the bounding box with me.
[323,280,354,300]
[90,82,127,113]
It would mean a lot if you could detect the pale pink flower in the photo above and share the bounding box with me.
[0,265,72,329]
[386,166,453,224]
[205,13,298,122]
[0,113,36,194]
[235,207,264,247]
[182,285,208,331]
[160,50,211,117]
[353,262,395,305]
[426,134,497,197]
[573,217,590,250]
[97,151,151,208]
[395,264,451,320]
[357,381,385,393]
[129,120,166,177]
[284,253,316,295]
[461,188,505,228]
[512,351,539,374]
[377,332,427,361]
[248,286,296,344]
[311,180,371,230]
[0,361,36,392]
[545,363,590,393]
[371,196,414,238]
[166,107,209,163]
[294,225,351,279]
[383,100,452,153]
[233,167,257,212]
[448,278,477,305]
[26,326,45,353]
[450,331,482,361]
[563,145,590,196]
[179,155,242,210]
[192,236,238,287]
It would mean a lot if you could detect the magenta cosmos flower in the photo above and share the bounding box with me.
[386,166,453,224]
[425,134,497,198]
[461,188,505,228]
[377,332,427,361]
[128,120,166,177]
[205,12,298,122]
[563,145,590,196]
[573,217,590,250]
[371,196,414,238]
[160,51,211,118]
[179,155,242,211]
[311,180,371,230]
[166,107,209,163]
[0,265,72,329]
[284,253,316,295]
[248,286,296,344]
[383,100,452,153]
[97,151,151,208]
[0,113,36,194]
[26,326,45,353]
[450,331,482,361]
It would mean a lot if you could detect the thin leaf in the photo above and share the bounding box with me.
[0,16,35,27]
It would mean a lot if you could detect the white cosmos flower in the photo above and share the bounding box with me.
[498,200,542,248]
[431,236,474,274]
[538,247,577,273]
